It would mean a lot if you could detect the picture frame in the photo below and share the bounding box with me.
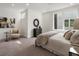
[0,17,15,28]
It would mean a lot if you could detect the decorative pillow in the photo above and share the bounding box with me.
[11,29,19,34]
[70,30,79,46]
[63,30,71,37]
[63,30,75,40]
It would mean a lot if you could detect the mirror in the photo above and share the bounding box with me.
[33,18,39,27]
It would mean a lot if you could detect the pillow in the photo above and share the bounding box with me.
[63,30,71,37]
[70,30,79,46]
[11,29,19,34]
[63,30,75,40]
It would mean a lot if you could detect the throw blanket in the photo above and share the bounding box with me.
[35,31,59,46]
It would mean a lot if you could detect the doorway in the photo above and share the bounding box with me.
[54,14,57,29]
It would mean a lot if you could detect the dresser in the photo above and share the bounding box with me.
[33,27,42,37]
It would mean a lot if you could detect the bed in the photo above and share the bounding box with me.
[35,18,79,56]
[35,29,72,56]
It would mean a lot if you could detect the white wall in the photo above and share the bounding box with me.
[1,5,79,39]
[0,8,21,40]
[27,9,42,38]
[20,9,42,38]
[42,5,79,32]
[20,5,79,38]
[54,6,78,29]
[42,12,53,33]
[0,7,42,39]
[19,9,28,37]
[0,8,21,28]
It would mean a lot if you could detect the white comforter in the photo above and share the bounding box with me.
[35,31,59,46]
[41,33,71,55]
[35,30,71,56]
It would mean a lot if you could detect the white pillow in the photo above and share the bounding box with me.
[70,30,79,46]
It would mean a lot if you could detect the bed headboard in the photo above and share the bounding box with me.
[73,18,79,29]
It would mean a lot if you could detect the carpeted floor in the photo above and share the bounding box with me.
[0,38,55,56]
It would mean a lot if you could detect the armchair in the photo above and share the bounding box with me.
[8,28,21,40]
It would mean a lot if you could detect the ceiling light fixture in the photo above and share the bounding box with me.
[25,3,30,6]
[12,3,15,7]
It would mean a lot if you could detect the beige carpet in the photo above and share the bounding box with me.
[0,38,55,56]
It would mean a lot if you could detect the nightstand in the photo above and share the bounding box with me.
[69,46,79,56]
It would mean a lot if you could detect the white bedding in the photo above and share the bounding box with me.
[35,31,60,46]
[41,33,71,55]
[35,30,67,46]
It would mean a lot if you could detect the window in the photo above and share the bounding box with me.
[64,19,69,27]
[64,19,74,29]
[70,19,74,27]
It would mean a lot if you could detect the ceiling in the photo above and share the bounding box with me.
[0,3,78,12]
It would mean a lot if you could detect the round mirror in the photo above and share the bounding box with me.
[33,18,39,27]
